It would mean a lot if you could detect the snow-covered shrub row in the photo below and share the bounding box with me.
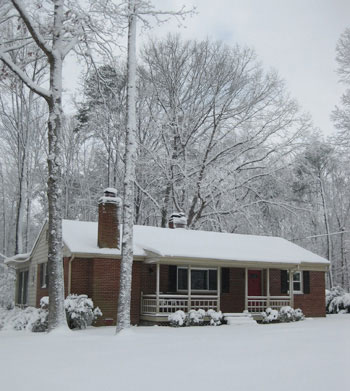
[0,306,47,332]
[0,294,102,332]
[262,306,304,324]
[168,309,223,327]
[326,286,350,314]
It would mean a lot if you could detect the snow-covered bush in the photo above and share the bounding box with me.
[262,307,304,323]
[0,306,47,332]
[41,294,102,329]
[188,309,206,325]
[64,294,102,329]
[0,263,16,309]
[293,308,305,321]
[278,306,305,322]
[207,309,223,326]
[168,310,187,327]
[326,286,350,314]
[262,308,279,323]
[0,294,102,332]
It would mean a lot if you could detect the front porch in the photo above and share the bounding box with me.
[140,264,295,322]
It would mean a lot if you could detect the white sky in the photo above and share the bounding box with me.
[64,0,350,135]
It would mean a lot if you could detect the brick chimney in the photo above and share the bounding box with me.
[168,212,187,229]
[97,188,121,248]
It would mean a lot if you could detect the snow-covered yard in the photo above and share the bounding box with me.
[1,315,348,391]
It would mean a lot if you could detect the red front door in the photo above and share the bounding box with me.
[248,270,262,296]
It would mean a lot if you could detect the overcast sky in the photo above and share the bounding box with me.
[63,1,350,135]
[142,0,350,135]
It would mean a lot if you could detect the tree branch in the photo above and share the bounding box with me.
[0,52,50,100]
[11,0,52,58]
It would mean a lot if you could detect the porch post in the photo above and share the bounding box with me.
[217,266,221,311]
[289,269,294,308]
[245,268,248,311]
[156,263,160,314]
[266,268,270,309]
[187,264,191,312]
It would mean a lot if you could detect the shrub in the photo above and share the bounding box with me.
[168,310,187,327]
[188,309,205,326]
[64,294,102,329]
[0,263,15,310]
[262,306,304,324]
[293,308,305,321]
[262,308,279,323]
[0,294,102,332]
[278,306,305,322]
[326,286,350,314]
[207,309,223,326]
[0,306,47,332]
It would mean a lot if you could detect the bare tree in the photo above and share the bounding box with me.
[0,0,86,331]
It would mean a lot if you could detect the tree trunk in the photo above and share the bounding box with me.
[47,0,67,331]
[319,176,333,288]
[116,0,137,333]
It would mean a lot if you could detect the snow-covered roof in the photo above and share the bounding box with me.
[63,220,145,257]
[62,220,329,266]
[4,252,31,264]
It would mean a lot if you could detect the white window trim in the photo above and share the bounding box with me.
[288,271,303,294]
[177,267,218,292]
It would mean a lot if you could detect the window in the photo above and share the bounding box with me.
[288,271,303,294]
[17,270,29,305]
[177,268,217,291]
[40,263,49,288]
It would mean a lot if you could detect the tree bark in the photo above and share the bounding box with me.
[116,0,137,333]
[46,0,67,331]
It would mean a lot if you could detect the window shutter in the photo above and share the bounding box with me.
[281,270,288,294]
[168,265,177,292]
[303,271,310,294]
[209,270,217,291]
[221,268,230,293]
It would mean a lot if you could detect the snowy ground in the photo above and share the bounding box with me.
[1,315,348,391]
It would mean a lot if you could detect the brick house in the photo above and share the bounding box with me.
[7,188,329,325]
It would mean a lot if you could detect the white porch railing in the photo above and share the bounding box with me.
[141,294,219,315]
[247,296,291,313]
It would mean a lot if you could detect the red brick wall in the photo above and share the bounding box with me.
[71,258,142,326]
[294,271,325,317]
[269,269,325,317]
[141,264,170,294]
[97,202,120,248]
[269,269,286,296]
[37,257,142,325]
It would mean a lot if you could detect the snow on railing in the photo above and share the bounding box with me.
[247,296,291,313]
[141,294,219,314]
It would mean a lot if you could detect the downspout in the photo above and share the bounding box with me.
[67,255,75,295]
